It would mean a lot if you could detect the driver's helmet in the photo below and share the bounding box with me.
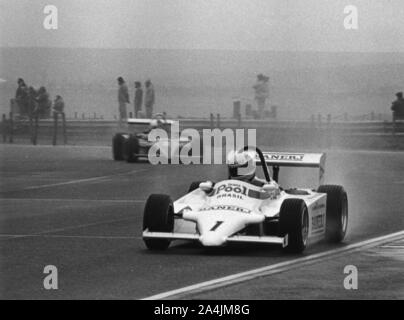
[226,150,256,182]
[149,119,162,128]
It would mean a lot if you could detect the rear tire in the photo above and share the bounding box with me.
[317,185,348,243]
[123,135,139,163]
[112,133,126,160]
[143,194,174,250]
[279,199,309,253]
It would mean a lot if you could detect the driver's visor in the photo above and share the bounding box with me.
[228,162,248,177]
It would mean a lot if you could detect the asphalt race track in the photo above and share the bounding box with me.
[1,144,403,299]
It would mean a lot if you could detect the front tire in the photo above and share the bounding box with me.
[143,194,174,250]
[317,185,348,243]
[279,199,309,253]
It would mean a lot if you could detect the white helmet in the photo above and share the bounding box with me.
[149,119,161,128]
[226,150,256,181]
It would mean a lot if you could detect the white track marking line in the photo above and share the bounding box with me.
[0,198,145,203]
[22,169,148,190]
[3,178,78,181]
[0,217,135,241]
[142,230,404,300]
[380,245,404,249]
[0,234,141,240]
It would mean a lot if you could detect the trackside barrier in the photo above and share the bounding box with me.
[1,113,13,143]
[1,112,67,145]
[1,116,403,148]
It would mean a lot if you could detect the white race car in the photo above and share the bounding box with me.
[142,146,348,253]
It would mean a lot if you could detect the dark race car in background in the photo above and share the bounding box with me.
[112,114,200,163]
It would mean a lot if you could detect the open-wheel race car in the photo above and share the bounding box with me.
[142,146,348,253]
[112,114,199,163]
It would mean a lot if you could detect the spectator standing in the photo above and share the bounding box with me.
[134,81,143,118]
[15,78,29,115]
[53,95,65,114]
[253,74,269,118]
[391,92,404,135]
[117,77,130,124]
[52,95,67,145]
[144,79,155,118]
[27,86,38,118]
[391,92,404,119]
[27,86,39,144]
[37,86,51,118]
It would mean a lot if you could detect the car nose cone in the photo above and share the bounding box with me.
[199,233,226,246]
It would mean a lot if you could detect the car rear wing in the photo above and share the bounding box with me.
[256,152,326,185]
[127,118,175,125]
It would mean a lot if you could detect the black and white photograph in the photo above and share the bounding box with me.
[0,0,403,305]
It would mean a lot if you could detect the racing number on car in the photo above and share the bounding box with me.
[210,221,224,231]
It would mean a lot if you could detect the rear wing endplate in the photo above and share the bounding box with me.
[256,152,326,185]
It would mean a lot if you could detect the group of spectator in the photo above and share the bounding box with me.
[15,78,64,119]
[117,77,155,123]
[15,75,403,124]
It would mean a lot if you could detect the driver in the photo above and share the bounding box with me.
[199,150,280,195]
[145,119,162,133]
[226,151,280,198]
[226,150,266,187]
[138,119,163,138]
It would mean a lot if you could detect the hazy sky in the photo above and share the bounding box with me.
[1,0,403,51]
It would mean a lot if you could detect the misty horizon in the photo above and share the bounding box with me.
[1,47,403,120]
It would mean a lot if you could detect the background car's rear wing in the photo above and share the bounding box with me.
[256,152,326,185]
[127,118,175,125]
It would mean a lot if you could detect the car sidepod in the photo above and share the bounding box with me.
[305,192,327,243]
